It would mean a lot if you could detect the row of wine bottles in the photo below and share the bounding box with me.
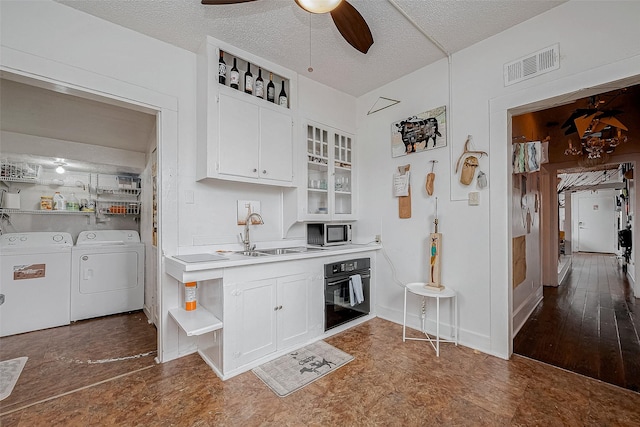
[218,52,288,108]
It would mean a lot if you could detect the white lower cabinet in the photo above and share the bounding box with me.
[224,271,321,373]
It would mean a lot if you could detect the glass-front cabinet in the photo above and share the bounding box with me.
[303,122,355,220]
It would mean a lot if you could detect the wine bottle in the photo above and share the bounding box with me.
[244,62,253,94]
[267,72,275,103]
[278,80,288,108]
[229,58,239,90]
[218,51,226,85]
[255,68,264,99]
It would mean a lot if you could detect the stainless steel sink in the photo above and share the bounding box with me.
[235,250,270,257]
[236,246,326,257]
[258,248,300,255]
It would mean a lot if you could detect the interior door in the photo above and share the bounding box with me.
[577,194,616,253]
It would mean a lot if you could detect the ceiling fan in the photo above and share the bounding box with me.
[201,0,374,54]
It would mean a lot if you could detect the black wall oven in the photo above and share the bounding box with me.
[324,258,370,331]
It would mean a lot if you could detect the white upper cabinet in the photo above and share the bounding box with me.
[196,37,296,186]
[299,121,356,221]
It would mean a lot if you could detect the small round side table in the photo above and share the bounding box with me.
[402,282,458,357]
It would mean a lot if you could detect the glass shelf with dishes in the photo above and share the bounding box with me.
[302,122,355,220]
[333,132,352,216]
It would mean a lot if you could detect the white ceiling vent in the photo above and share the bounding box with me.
[504,44,559,86]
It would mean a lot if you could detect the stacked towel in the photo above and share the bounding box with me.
[349,274,365,307]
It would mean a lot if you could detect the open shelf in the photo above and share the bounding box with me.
[219,49,290,109]
[169,307,223,336]
[0,208,93,215]
[1,160,41,183]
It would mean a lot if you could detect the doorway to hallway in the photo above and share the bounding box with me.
[514,252,640,392]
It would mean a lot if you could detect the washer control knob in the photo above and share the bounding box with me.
[20,236,27,241]
[8,236,17,242]
[86,232,96,240]
[52,234,64,242]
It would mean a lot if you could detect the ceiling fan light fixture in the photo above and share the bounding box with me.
[295,0,342,14]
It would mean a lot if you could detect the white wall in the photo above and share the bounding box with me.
[357,0,640,357]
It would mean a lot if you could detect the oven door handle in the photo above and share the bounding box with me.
[326,274,370,286]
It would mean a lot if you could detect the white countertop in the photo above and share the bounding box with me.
[164,243,382,282]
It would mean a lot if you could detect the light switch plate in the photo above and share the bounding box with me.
[184,190,194,204]
[469,192,480,206]
[237,200,261,225]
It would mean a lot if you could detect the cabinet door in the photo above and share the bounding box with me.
[218,93,260,178]
[259,107,293,182]
[304,123,330,219]
[276,273,310,350]
[235,278,277,367]
[331,131,353,218]
[301,122,355,221]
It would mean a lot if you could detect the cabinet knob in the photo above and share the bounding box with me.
[262,170,267,175]
[252,168,258,173]
[274,306,278,311]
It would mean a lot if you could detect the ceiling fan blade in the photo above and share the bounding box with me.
[201,0,258,4]
[330,1,374,54]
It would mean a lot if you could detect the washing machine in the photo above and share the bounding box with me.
[0,232,73,337]
[71,230,145,321]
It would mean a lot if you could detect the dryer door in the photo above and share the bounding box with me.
[79,252,139,293]
[71,248,144,321]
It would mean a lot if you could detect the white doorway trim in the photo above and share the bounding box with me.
[489,54,640,359]
[1,46,179,362]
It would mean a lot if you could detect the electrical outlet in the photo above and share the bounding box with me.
[237,200,261,225]
[375,234,381,243]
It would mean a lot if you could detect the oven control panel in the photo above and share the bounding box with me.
[325,258,370,277]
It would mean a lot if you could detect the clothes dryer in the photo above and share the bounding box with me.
[0,232,73,337]
[71,230,144,321]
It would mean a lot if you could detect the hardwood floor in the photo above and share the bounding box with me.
[3,316,640,426]
[514,252,640,392]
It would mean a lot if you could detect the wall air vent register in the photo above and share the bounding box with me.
[504,44,560,86]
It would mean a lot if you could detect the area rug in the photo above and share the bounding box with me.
[0,357,28,401]
[252,341,353,397]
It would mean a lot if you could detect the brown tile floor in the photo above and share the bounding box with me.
[0,311,157,415]
[3,316,640,426]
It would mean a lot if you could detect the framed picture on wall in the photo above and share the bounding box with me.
[391,105,447,157]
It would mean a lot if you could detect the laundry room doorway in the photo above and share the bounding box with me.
[0,70,165,413]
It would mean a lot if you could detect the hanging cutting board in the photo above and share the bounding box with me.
[398,164,411,218]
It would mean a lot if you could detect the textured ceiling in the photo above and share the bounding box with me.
[55,0,567,97]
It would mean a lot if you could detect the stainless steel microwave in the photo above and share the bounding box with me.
[307,223,352,246]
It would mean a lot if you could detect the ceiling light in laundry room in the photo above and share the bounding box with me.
[54,159,66,174]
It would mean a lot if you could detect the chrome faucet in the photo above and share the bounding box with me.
[241,212,264,252]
